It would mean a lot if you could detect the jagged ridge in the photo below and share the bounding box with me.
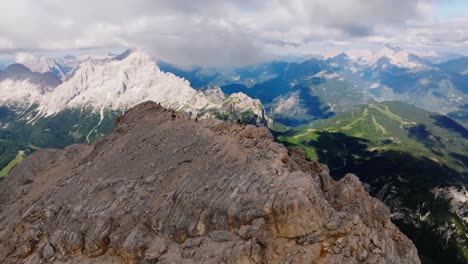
[0,49,266,121]
[0,102,419,263]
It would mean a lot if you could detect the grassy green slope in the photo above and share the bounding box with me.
[280,101,468,174]
[0,138,38,180]
[0,151,25,177]
[274,101,468,264]
[0,105,120,176]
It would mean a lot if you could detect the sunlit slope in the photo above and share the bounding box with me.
[274,101,468,263]
[279,101,468,174]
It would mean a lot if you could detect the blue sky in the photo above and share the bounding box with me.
[436,0,468,18]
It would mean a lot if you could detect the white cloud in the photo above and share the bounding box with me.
[0,0,466,66]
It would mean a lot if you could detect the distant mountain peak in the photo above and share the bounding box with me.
[3,63,33,74]
[335,52,349,58]
[0,63,62,89]
[0,63,62,106]
[15,52,67,79]
[1,50,266,126]
[343,47,428,69]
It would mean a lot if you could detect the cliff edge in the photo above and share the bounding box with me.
[0,101,420,263]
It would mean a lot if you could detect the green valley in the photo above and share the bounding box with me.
[0,105,120,178]
[273,101,468,264]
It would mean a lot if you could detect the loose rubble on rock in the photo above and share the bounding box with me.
[0,101,420,263]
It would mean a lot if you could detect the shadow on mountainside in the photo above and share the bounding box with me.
[273,130,468,264]
[306,132,465,206]
[450,152,468,168]
[272,86,334,126]
[309,132,468,264]
[406,124,444,149]
[431,114,468,139]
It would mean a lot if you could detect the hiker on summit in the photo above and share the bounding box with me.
[171,111,176,121]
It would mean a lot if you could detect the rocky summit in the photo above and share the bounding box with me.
[0,101,420,264]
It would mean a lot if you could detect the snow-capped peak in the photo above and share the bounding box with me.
[345,47,429,69]
[0,49,263,122]
[0,63,62,107]
[36,49,204,116]
[15,52,67,80]
[1,49,266,124]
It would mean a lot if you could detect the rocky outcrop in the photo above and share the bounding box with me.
[0,101,420,263]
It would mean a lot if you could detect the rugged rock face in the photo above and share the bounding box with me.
[0,101,420,263]
[0,50,266,124]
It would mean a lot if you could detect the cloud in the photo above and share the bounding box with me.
[0,0,466,66]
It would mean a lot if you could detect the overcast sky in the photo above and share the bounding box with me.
[0,0,467,66]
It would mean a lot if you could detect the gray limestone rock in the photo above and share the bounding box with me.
[0,102,420,263]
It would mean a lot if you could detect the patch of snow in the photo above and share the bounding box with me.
[309,70,340,80]
[346,47,427,69]
[37,49,216,116]
[0,79,44,106]
[348,66,359,73]
[418,78,430,85]
[16,52,67,79]
[1,49,266,124]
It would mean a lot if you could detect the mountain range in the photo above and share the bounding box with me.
[160,46,468,127]
[1,49,265,119]
[0,46,467,263]
[0,101,420,263]
[157,47,468,263]
[274,101,468,263]
[0,49,267,178]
